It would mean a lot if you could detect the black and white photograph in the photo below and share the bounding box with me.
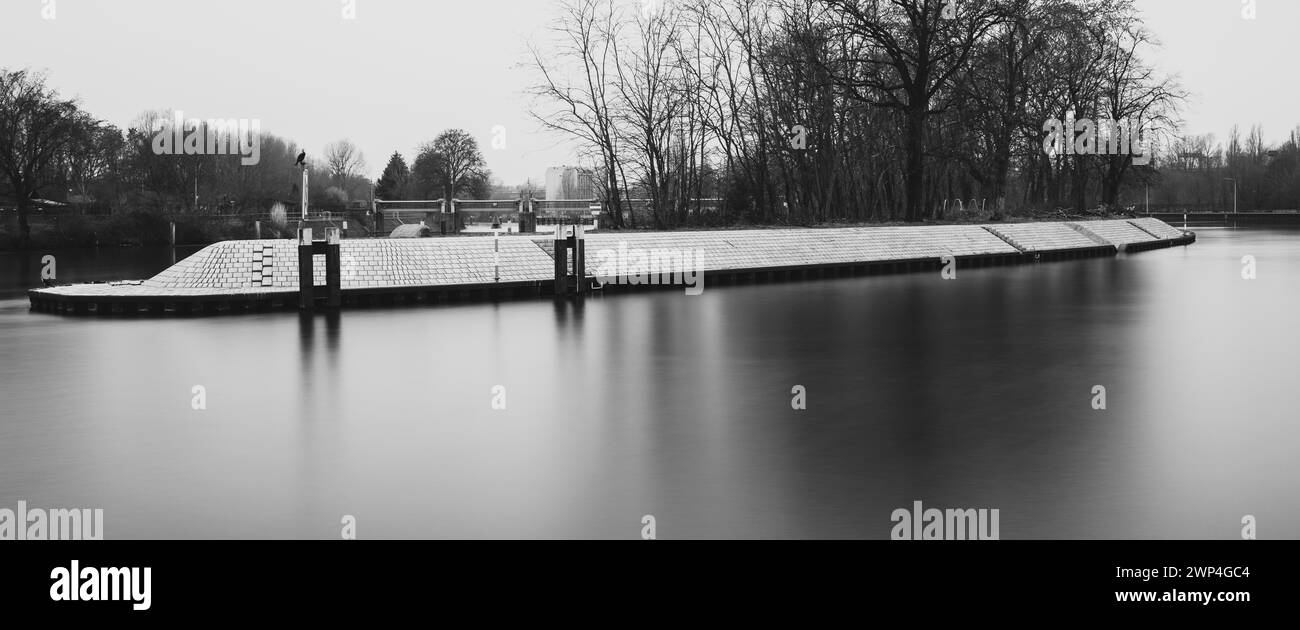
[0,0,1293,616]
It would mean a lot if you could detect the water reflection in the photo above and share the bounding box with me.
[552,294,585,331]
[297,310,341,357]
[1,228,1298,538]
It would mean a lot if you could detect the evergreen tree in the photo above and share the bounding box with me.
[374,151,410,200]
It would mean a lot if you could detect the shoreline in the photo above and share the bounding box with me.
[4,209,1290,252]
[0,210,1162,252]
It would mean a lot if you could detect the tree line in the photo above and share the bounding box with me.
[0,68,495,247]
[1155,126,1300,212]
[6,1,1300,248]
[527,0,1208,228]
[372,130,493,203]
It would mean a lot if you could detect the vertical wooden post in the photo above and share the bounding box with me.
[325,227,341,308]
[574,222,586,294]
[520,197,536,233]
[553,224,567,296]
[298,227,314,310]
[254,220,261,240]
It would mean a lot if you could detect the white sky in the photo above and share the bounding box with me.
[0,0,1295,183]
[1138,0,1299,143]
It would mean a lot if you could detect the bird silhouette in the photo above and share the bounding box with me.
[295,151,306,167]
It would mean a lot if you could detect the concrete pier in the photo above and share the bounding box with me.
[27,218,1194,316]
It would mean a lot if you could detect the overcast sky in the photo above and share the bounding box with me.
[0,0,1295,184]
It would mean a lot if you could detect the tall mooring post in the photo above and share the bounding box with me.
[298,226,342,310]
[519,197,536,233]
[552,225,567,296]
[552,222,586,297]
[439,198,450,236]
[444,198,461,235]
[298,228,314,309]
[325,227,341,307]
[573,222,585,290]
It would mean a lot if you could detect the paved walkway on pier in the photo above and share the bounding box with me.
[28,218,1193,306]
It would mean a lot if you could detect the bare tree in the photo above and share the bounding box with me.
[612,5,687,228]
[0,69,87,246]
[823,0,1003,222]
[527,0,630,228]
[324,139,366,184]
[412,129,487,202]
[954,0,1046,217]
[1094,6,1185,206]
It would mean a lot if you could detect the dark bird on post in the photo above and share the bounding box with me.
[295,151,306,167]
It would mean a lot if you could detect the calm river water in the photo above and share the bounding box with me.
[1,227,1297,539]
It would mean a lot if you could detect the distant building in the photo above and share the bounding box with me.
[545,166,595,201]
